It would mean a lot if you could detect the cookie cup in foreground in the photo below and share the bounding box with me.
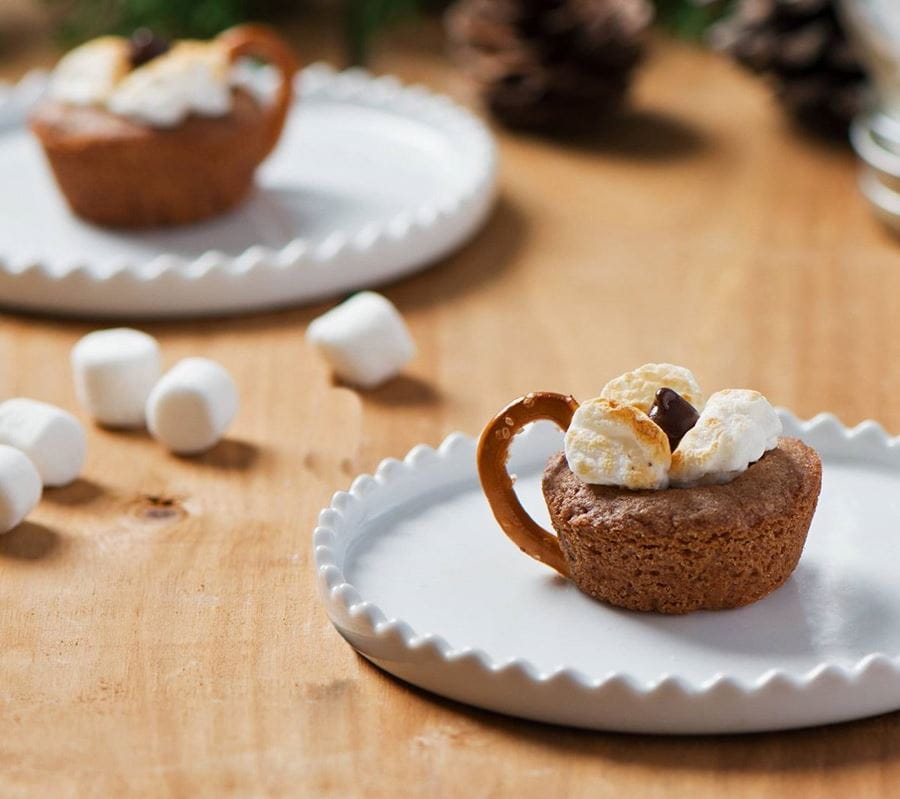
[543,438,821,613]
[28,25,297,228]
[477,392,822,615]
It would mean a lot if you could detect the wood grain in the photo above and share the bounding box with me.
[2,18,900,798]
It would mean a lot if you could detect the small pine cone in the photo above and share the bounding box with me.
[712,0,867,136]
[446,0,654,133]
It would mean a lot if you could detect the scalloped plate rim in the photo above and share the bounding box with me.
[313,407,900,730]
[0,63,497,316]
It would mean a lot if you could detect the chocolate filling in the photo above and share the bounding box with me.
[648,387,699,451]
[129,28,170,68]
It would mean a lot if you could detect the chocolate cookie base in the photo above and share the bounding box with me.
[542,437,822,614]
[29,91,270,228]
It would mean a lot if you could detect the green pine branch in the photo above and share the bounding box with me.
[345,0,425,64]
[44,0,737,62]
[653,0,735,40]
[50,0,251,43]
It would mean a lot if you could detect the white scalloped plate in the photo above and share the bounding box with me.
[0,64,496,317]
[314,410,900,734]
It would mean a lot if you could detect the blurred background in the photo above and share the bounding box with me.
[0,0,731,63]
[0,0,872,146]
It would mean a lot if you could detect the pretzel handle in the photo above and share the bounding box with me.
[219,24,299,160]
[477,393,580,576]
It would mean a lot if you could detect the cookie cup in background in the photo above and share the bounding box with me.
[28,25,297,228]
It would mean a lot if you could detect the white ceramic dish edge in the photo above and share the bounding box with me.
[0,64,497,309]
[0,68,47,131]
[313,409,900,733]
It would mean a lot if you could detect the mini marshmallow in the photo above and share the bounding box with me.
[146,357,238,455]
[601,363,704,414]
[306,292,416,389]
[0,445,41,533]
[71,328,161,428]
[0,399,86,487]
[669,389,782,487]
[565,398,671,490]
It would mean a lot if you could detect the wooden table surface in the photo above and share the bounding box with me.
[2,18,900,799]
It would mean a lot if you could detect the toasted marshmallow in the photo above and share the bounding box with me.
[107,41,231,128]
[48,37,131,106]
[601,363,704,414]
[669,389,782,487]
[564,398,671,490]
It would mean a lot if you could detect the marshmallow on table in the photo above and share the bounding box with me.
[0,398,86,487]
[306,292,416,389]
[71,328,161,427]
[0,445,41,533]
[146,357,238,455]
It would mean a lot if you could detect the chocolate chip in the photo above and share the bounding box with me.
[130,28,170,68]
[648,387,699,452]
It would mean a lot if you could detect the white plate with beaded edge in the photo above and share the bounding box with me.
[314,409,900,734]
[0,64,496,318]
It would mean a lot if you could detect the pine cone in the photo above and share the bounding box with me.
[712,0,867,136]
[445,0,654,133]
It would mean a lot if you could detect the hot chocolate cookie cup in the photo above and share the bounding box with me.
[29,25,298,228]
[543,440,821,613]
[477,392,822,614]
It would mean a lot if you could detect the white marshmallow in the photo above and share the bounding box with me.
[0,445,41,533]
[146,358,238,454]
[71,328,161,428]
[564,398,671,490]
[601,363,705,414]
[108,41,232,128]
[48,36,130,106]
[670,389,782,487]
[306,292,416,389]
[0,399,86,487]
[48,36,235,129]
